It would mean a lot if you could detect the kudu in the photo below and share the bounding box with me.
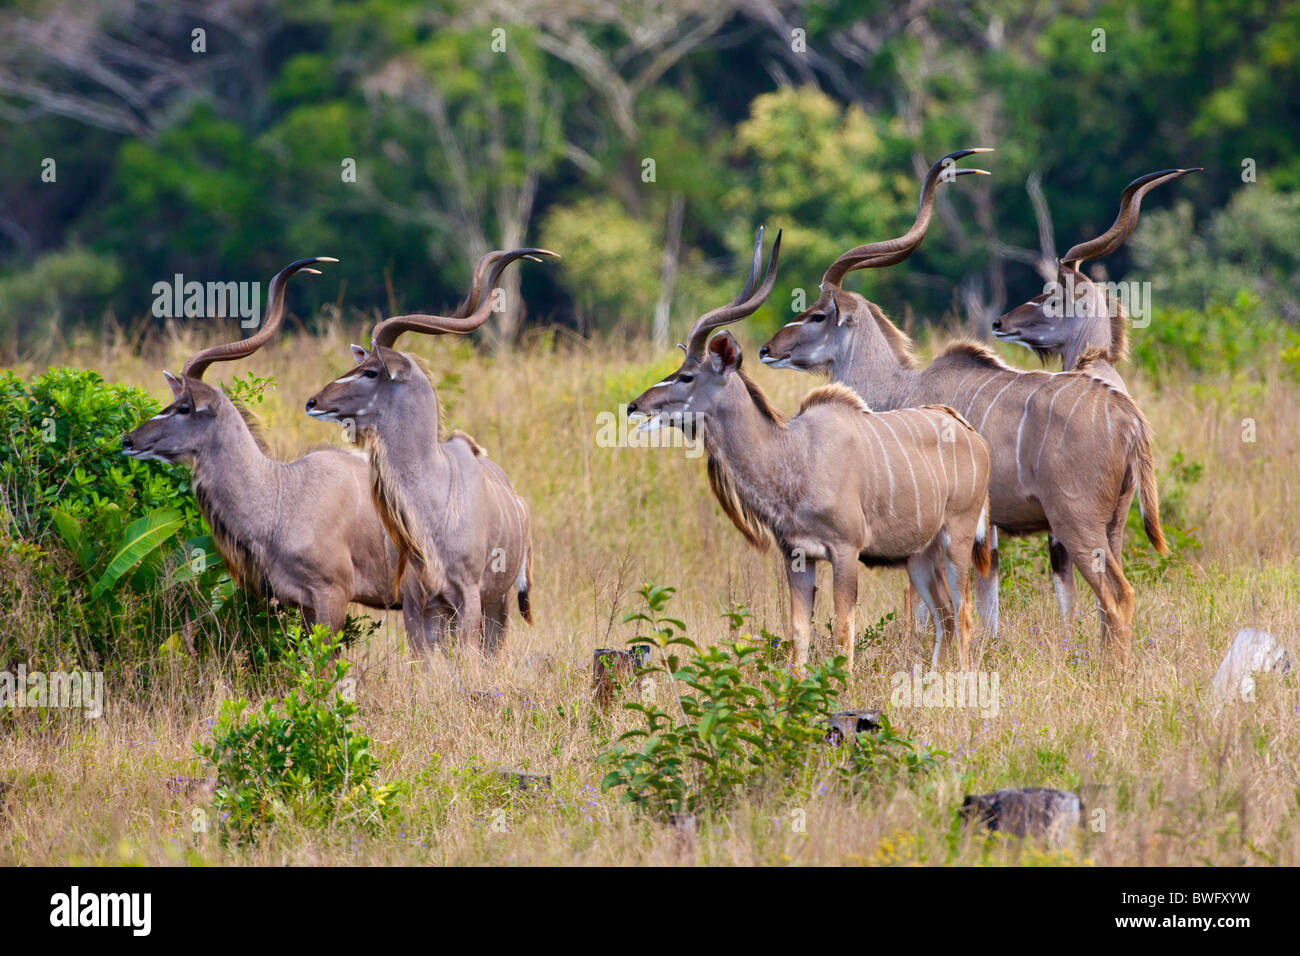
[121,257,400,631]
[627,228,993,672]
[304,249,552,656]
[993,167,1201,388]
[760,155,1169,666]
[991,168,1197,616]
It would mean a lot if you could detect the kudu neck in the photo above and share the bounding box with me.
[1061,299,1115,370]
[702,374,793,503]
[190,401,283,528]
[366,378,453,482]
[834,310,919,411]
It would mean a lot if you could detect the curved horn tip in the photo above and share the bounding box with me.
[316,256,339,263]
[302,268,322,275]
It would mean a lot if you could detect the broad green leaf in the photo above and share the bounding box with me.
[89,508,184,600]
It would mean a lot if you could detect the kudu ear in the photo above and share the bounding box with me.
[350,344,368,366]
[707,331,743,376]
[830,293,854,327]
[162,371,186,400]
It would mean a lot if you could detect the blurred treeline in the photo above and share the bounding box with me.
[1,0,1298,359]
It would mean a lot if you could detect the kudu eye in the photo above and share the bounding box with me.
[177,405,192,415]
[677,374,694,384]
[811,313,826,323]
[364,369,379,379]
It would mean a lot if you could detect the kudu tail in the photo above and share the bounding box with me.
[972,498,992,578]
[1129,410,1168,554]
[517,542,534,625]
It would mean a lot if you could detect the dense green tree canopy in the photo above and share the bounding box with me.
[0,0,1296,357]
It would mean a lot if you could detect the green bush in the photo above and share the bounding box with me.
[0,247,122,361]
[0,366,334,669]
[598,585,940,821]
[196,624,398,844]
[1129,292,1300,384]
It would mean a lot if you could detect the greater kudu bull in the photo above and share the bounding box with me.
[760,154,1169,666]
[628,229,992,672]
[304,250,553,656]
[992,167,1201,388]
[121,257,400,631]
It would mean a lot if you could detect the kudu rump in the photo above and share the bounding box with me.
[760,151,1168,665]
[627,229,993,672]
[121,258,400,631]
[305,250,553,656]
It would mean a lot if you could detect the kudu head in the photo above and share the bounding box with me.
[304,249,556,434]
[121,257,335,463]
[627,227,781,435]
[992,167,1200,361]
[759,149,991,374]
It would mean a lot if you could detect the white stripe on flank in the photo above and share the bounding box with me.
[863,415,896,514]
[1035,376,1080,474]
[961,371,1000,420]
[899,412,939,514]
[965,428,978,504]
[1060,379,1092,434]
[876,415,922,531]
[976,378,1018,432]
[1014,391,1033,491]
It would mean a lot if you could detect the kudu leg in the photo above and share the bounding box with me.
[1048,534,1078,622]
[974,527,999,640]
[906,554,948,671]
[784,560,817,674]
[940,542,975,672]
[482,596,509,656]
[1062,534,1133,668]
[451,584,484,650]
[830,552,859,671]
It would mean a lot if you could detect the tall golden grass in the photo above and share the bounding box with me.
[1,318,1297,865]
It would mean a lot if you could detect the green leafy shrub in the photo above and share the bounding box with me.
[598,585,940,821]
[1129,292,1300,384]
[0,366,344,669]
[195,624,398,844]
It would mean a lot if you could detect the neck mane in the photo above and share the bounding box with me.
[701,370,788,553]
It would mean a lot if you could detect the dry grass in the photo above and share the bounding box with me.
[1,320,1298,865]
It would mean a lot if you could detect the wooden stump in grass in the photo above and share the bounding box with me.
[668,811,696,858]
[961,787,1081,849]
[497,771,552,793]
[592,645,650,711]
[825,708,882,745]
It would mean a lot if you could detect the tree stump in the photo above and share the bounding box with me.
[825,708,882,745]
[1211,628,1294,704]
[961,787,1081,848]
[592,645,650,711]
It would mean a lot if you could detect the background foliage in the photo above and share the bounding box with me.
[0,0,1296,356]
